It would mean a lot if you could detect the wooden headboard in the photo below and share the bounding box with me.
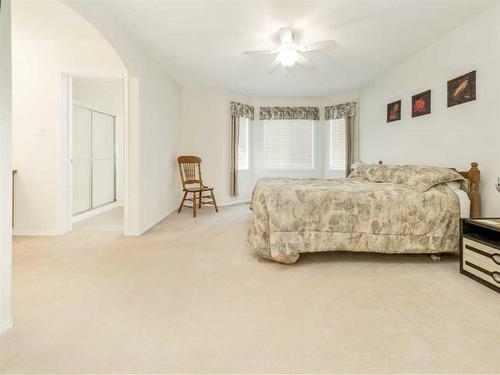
[377,161,481,218]
[458,162,481,218]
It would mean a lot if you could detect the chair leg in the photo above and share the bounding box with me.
[198,191,202,209]
[211,190,218,213]
[192,192,197,218]
[177,191,187,213]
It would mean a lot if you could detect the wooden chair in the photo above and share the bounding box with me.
[177,156,218,217]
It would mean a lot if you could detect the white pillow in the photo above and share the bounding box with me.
[350,162,365,170]
[446,181,462,190]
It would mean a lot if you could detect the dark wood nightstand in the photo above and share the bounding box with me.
[460,218,500,293]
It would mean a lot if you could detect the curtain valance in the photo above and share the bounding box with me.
[259,106,320,121]
[230,102,254,120]
[325,102,357,120]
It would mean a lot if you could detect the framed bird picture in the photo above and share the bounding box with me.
[448,71,476,107]
[387,100,401,123]
[411,90,431,118]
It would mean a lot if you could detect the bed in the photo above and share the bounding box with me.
[248,162,481,264]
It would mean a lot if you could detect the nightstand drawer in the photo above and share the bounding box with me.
[463,239,500,288]
[463,238,500,268]
[461,219,500,293]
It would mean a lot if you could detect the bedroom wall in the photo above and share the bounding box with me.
[180,87,252,206]
[358,3,500,217]
[65,0,182,235]
[12,0,126,234]
[130,66,180,234]
[13,0,182,236]
[0,0,13,335]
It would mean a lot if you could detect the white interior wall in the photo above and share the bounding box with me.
[0,0,13,335]
[66,1,182,235]
[73,80,124,205]
[180,87,253,206]
[12,0,126,235]
[134,71,180,233]
[358,3,500,217]
[13,0,182,236]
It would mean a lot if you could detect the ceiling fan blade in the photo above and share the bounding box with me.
[268,57,281,74]
[243,49,277,55]
[279,27,293,44]
[297,55,314,70]
[299,40,336,52]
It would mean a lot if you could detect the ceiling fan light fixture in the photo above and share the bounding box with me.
[277,49,300,67]
[242,27,336,71]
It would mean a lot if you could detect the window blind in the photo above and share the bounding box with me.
[263,119,314,169]
[238,117,249,170]
[329,118,346,170]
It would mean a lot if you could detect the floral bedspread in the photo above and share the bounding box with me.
[248,177,461,264]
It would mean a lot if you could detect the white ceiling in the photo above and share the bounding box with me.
[68,0,496,97]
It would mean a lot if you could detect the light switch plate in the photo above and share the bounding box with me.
[496,177,500,193]
[34,127,45,136]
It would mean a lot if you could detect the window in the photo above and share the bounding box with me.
[263,119,314,169]
[238,117,249,170]
[329,118,346,170]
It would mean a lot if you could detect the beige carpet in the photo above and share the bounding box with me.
[1,204,500,373]
[72,206,124,232]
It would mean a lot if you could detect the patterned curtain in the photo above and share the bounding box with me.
[230,102,254,120]
[259,106,320,121]
[325,102,357,177]
[230,115,239,197]
[325,102,356,120]
[230,102,254,197]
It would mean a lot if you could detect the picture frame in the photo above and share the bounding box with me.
[387,100,401,123]
[411,90,431,118]
[448,70,476,107]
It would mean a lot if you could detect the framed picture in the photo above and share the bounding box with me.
[411,90,431,118]
[448,70,476,107]
[387,100,401,123]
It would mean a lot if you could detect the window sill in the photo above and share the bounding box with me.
[261,168,316,172]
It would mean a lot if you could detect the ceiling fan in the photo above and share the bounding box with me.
[243,27,336,71]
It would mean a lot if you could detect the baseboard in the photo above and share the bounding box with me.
[220,200,250,207]
[125,207,177,236]
[13,230,59,236]
[0,318,13,336]
[15,202,245,237]
[72,202,119,223]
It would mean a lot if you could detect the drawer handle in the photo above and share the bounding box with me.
[493,272,500,284]
[493,254,500,265]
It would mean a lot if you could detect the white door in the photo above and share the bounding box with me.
[92,111,116,207]
[72,105,92,214]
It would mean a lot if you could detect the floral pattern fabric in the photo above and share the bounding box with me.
[230,102,254,120]
[248,177,460,264]
[353,164,465,192]
[325,102,356,119]
[259,106,320,120]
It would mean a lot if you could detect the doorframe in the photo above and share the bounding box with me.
[58,71,130,235]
